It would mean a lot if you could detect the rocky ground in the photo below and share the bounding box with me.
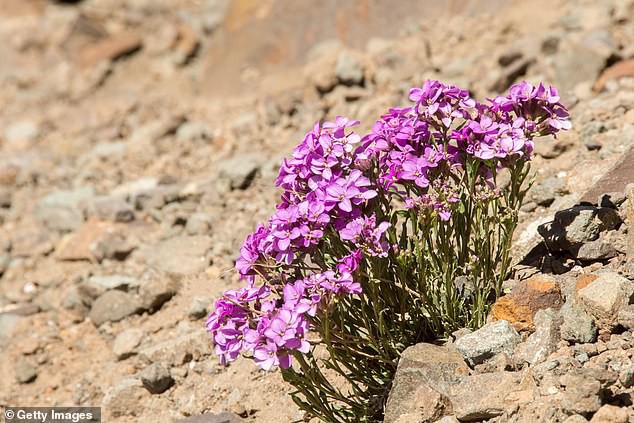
[0,0,633,422]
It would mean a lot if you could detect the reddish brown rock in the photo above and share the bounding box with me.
[490,275,563,331]
[576,274,600,293]
[55,218,113,261]
[593,58,634,92]
[76,32,142,68]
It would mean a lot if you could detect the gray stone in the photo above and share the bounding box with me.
[141,235,211,275]
[35,187,95,232]
[15,358,37,383]
[571,237,618,261]
[384,343,468,423]
[454,320,521,366]
[619,364,634,388]
[111,177,158,198]
[530,176,569,207]
[86,275,140,296]
[102,378,147,418]
[138,273,180,312]
[138,331,210,366]
[188,296,209,320]
[88,196,135,222]
[133,185,180,211]
[218,155,261,191]
[560,303,597,344]
[174,413,242,423]
[138,363,174,394]
[555,40,606,92]
[617,304,634,330]
[185,212,213,235]
[335,51,364,86]
[538,206,622,251]
[450,372,534,421]
[578,272,633,329]
[89,290,141,326]
[176,121,212,143]
[514,309,562,365]
[90,231,136,262]
[560,371,602,416]
[113,328,145,360]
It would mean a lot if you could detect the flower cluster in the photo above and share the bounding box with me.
[207,80,571,372]
[209,117,387,370]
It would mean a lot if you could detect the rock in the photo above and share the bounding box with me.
[89,290,141,326]
[578,272,633,329]
[489,57,534,92]
[138,331,210,366]
[0,254,9,274]
[87,196,135,222]
[15,358,37,384]
[598,192,627,209]
[571,236,618,261]
[111,177,158,198]
[138,363,174,394]
[530,176,569,207]
[77,32,142,68]
[384,343,468,423]
[590,405,629,423]
[335,51,364,86]
[4,120,40,147]
[55,219,133,262]
[174,413,242,423]
[138,273,180,312]
[490,275,563,331]
[594,58,634,92]
[563,416,589,423]
[450,372,534,421]
[560,371,602,416]
[218,155,261,191]
[581,147,634,203]
[140,235,211,276]
[619,364,634,388]
[0,312,23,341]
[514,309,562,365]
[560,303,598,343]
[35,187,94,232]
[0,187,11,208]
[384,381,450,423]
[113,328,144,360]
[555,40,606,92]
[617,304,634,330]
[188,296,209,320]
[90,230,136,261]
[10,227,54,257]
[538,206,622,251]
[132,185,180,211]
[102,378,147,418]
[455,320,521,367]
[176,122,211,143]
[185,212,213,235]
[86,275,140,296]
[172,23,200,66]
